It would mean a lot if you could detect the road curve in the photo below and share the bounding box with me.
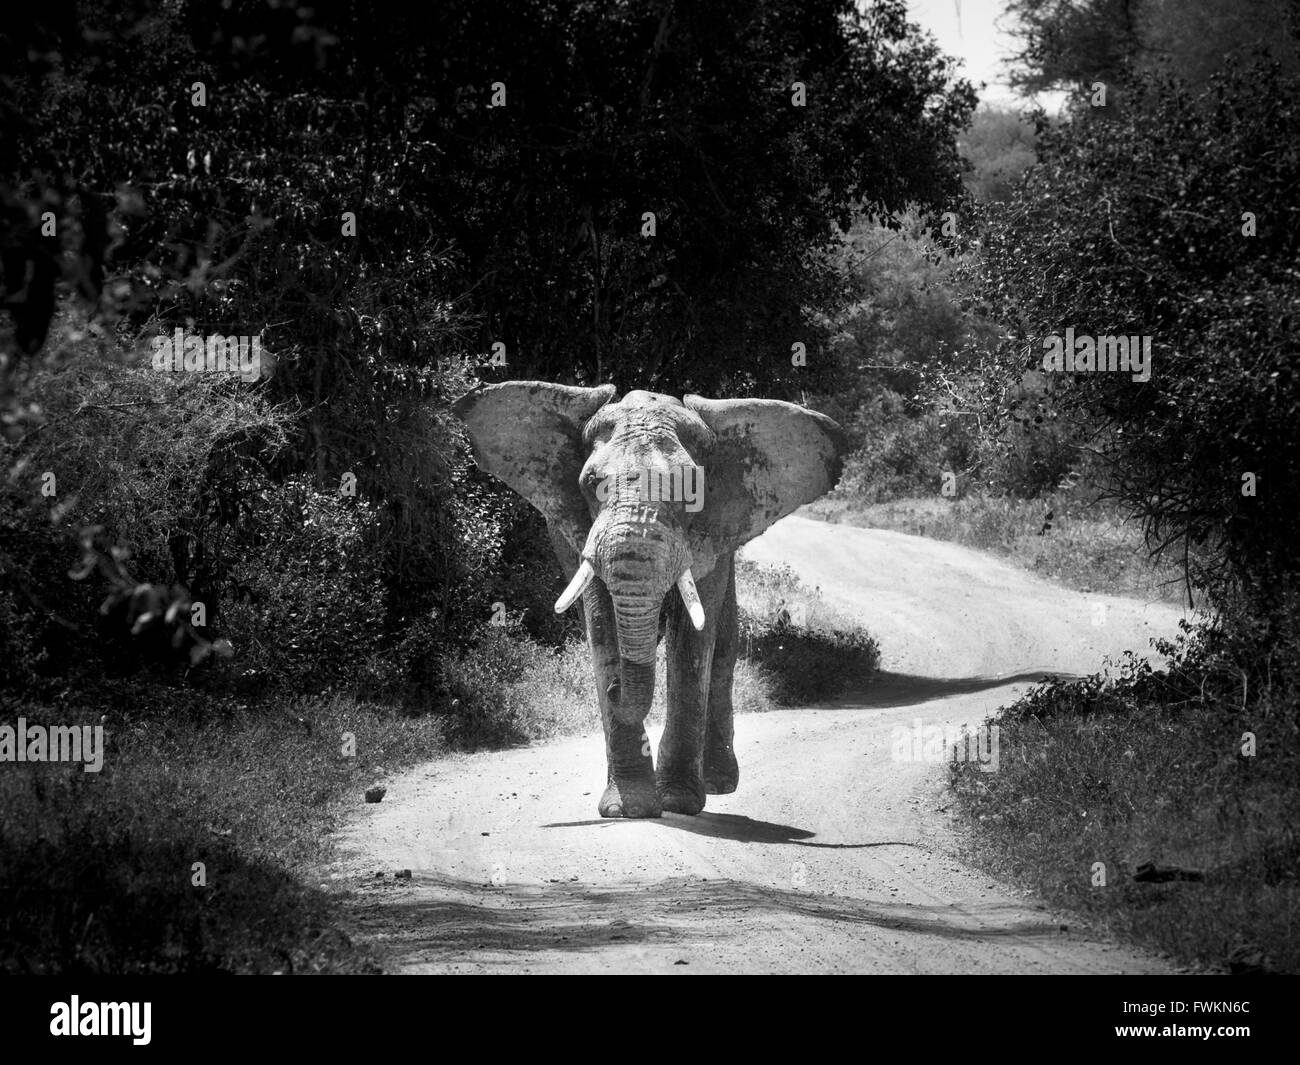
[330,514,1187,973]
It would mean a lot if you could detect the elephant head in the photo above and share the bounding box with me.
[452,382,846,728]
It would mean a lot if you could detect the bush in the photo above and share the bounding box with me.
[738,611,881,704]
[219,476,389,694]
[840,397,979,503]
[952,597,1300,972]
[734,557,881,702]
[0,319,291,686]
[439,622,598,747]
[834,384,1076,507]
[0,313,490,700]
[0,586,48,691]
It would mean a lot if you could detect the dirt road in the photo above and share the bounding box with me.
[330,514,1188,973]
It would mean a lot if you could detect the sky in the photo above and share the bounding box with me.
[905,0,1067,111]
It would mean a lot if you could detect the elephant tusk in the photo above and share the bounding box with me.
[677,568,706,631]
[555,559,595,613]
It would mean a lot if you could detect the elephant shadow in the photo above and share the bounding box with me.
[542,813,812,843]
[543,812,913,848]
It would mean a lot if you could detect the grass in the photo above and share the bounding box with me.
[1,558,880,973]
[949,633,1300,974]
[807,490,1191,603]
[0,685,444,973]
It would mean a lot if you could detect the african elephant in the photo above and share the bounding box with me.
[452,382,846,818]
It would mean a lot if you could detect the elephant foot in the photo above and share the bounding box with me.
[657,779,706,816]
[703,750,739,795]
[598,777,662,819]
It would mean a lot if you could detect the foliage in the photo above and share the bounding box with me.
[439,622,600,747]
[734,557,881,702]
[958,106,1039,204]
[820,210,988,424]
[0,321,290,684]
[1003,0,1146,98]
[738,611,881,704]
[219,476,389,693]
[2,0,976,403]
[813,208,1059,503]
[1005,0,1300,99]
[951,589,1300,973]
[948,61,1300,611]
[837,396,977,502]
[2,0,975,686]
[0,687,444,974]
[944,18,1300,976]
[1137,0,1300,86]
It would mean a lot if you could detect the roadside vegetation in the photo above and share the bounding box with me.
[950,606,1300,974]
[4,0,1296,976]
[935,1,1298,974]
[3,0,917,971]
[0,520,872,973]
[809,492,1189,602]
[796,0,1300,975]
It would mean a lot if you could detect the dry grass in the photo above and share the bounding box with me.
[808,491,1191,603]
[0,685,442,973]
[950,642,1300,974]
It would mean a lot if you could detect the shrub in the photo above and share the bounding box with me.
[219,476,389,694]
[738,610,881,704]
[0,318,291,685]
[734,557,881,703]
[951,592,1300,972]
[840,397,979,503]
[439,622,598,747]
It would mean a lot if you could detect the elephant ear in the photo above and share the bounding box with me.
[683,395,847,564]
[452,381,617,556]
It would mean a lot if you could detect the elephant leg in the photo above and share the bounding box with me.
[704,554,740,795]
[657,564,726,815]
[551,526,660,818]
[585,577,661,819]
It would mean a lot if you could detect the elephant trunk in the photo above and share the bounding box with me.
[607,594,660,726]
[592,509,689,727]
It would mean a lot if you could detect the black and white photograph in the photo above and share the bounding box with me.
[0,0,1295,1039]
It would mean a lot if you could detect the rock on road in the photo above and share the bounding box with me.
[330,514,1188,973]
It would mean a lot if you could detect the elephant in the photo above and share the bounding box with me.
[452,381,846,819]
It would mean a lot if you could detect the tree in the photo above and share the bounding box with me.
[1004,0,1143,98]
[955,61,1300,607]
[0,0,978,681]
[958,106,1038,203]
[1138,0,1300,86]
[391,0,977,394]
[1004,0,1300,101]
